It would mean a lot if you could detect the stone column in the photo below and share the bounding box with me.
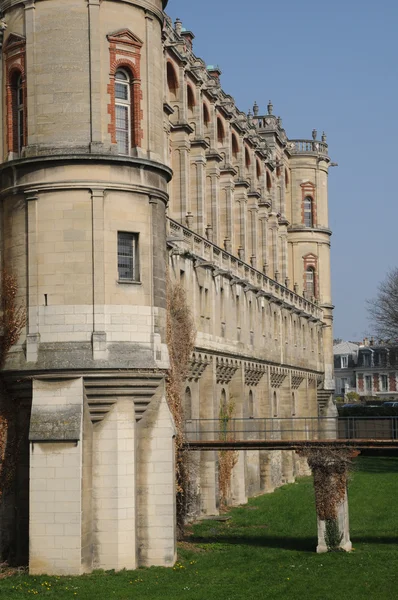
[192,157,206,235]
[303,449,353,553]
[87,0,102,151]
[224,182,234,252]
[136,386,176,567]
[29,377,88,575]
[259,213,268,274]
[91,188,107,360]
[199,359,217,515]
[317,488,351,553]
[26,190,40,362]
[25,0,37,147]
[93,398,137,571]
[229,364,247,506]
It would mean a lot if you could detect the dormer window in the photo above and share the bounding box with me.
[363,353,371,367]
[341,355,348,368]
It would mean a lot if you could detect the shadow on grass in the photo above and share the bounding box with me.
[187,532,398,552]
[188,534,316,552]
[351,535,398,545]
[355,457,398,473]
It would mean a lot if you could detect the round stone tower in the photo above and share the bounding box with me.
[0,0,177,576]
[287,133,334,392]
[0,0,171,371]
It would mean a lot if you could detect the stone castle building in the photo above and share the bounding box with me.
[0,0,335,576]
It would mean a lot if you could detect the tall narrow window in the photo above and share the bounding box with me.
[16,74,24,154]
[117,232,139,281]
[185,387,192,421]
[305,267,315,298]
[115,70,131,155]
[9,70,25,156]
[248,390,254,419]
[304,196,313,227]
[273,391,278,417]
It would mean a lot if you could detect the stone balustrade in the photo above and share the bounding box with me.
[167,217,323,322]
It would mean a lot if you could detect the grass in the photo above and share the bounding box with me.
[1,456,398,599]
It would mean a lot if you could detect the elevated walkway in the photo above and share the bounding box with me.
[183,416,398,450]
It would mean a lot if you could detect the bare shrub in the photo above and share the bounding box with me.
[0,270,26,499]
[0,270,27,369]
[166,276,196,537]
[218,399,238,511]
[298,446,358,551]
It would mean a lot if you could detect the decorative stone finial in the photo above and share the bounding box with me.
[175,18,182,36]
[253,101,259,116]
[312,129,317,140]
[277,116,282,129]
[267,100,273,115]
[322,131,327,142]
[247,109,253,124]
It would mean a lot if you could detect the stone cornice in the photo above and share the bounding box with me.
[0,152,172,179]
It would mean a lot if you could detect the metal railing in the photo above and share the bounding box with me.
[184,417,398,443]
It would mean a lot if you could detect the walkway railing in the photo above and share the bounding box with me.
[184,417,398,450]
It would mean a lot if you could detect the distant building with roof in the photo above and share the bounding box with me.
[334,339,398,399]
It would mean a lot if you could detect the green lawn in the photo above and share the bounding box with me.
[1,456,398,600]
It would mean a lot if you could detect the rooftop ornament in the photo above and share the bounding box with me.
[253,101,259,116]
[267,100,273,115]
[312,129,318,140]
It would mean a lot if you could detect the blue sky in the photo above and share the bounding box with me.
[166,0,398,342]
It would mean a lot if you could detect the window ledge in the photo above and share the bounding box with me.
[117,279,142,285]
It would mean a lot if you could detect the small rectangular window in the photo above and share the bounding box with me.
[341,355,348,368]
[365,375,372,392]
[118,232,139,282]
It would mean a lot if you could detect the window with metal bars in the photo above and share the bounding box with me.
[117,232,139,282]
[115,70,131,155]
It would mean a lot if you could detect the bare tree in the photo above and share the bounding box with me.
[367,268,398,341]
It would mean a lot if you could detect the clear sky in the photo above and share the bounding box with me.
[166,0,398,343]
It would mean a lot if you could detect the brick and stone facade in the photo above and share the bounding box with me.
[0,0,335,575]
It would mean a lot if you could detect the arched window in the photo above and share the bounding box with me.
[256,160,262,179]
[203,103,210,128]
[217,118,225,145]
[245,147,251,168]
[304,196,313,227]
[305,267,315,298]
[273,391,278,417]
[232,134,239,159]
[266,171,272,190]
[167,62,178,100]
[187,85,195,113]
[248,390,254,419]
[184,387,192,421]
[115,70,131,155]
